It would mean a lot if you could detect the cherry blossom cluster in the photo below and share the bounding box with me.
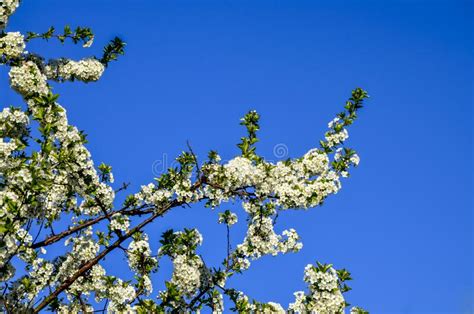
[288,262,368,314]
[0,31,24,58]
[157,229,214,310]
[0,0,19,29]
[44,58,105,82]
[0,106,28,143]
[225,289,285,313]
[224,262,367,313]
[9,61,49,96]
[235,204,303,260]
[109,213,130,232]
[218,209,238,226]
[127,233,157,296]
[0,2,370,313]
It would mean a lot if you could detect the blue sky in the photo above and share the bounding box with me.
[2,0,473,312]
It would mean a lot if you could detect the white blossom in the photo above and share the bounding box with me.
[0,31,25,58]
[46,58,105,82]
[109,213,130,232]
[218,210,238,226]
[170,254,205,297]
[350,154,360,166]
[106,279,136,312]
[0,0,19,28]
[267,302,286,313]
[289,263,347,313]
[325,129,349,148]
[9,61,49,96]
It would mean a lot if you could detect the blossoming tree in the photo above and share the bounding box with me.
[0,1,370,313]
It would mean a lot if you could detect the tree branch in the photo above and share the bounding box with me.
[30,204,151,249]
[33,201,175,313]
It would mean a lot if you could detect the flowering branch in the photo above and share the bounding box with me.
[0,2,370,313]
[33,200,175,313]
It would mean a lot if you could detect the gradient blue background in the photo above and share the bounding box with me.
[2,0,473,313]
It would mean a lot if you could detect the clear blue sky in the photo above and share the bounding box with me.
[2,0,473,312]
